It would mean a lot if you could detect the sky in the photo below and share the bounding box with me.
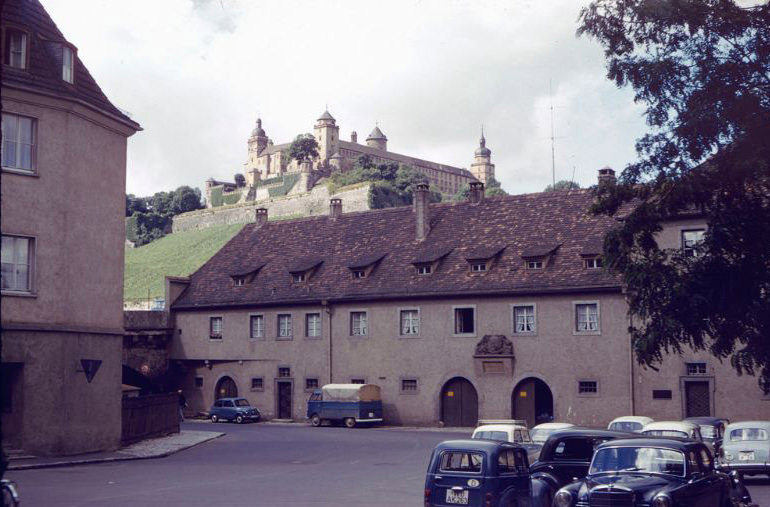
[43,0,653,197]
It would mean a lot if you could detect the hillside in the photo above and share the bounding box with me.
[124,223,245,305]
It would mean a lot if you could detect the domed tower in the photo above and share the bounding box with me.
[366,125,388,151]
[313,110,339,165]
[470,128,495,184]
[245,118,269,184]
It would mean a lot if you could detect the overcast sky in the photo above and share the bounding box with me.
[44,0,652,197]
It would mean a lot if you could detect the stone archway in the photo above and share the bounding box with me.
[511,377,553,428]
[215,375,238,399]
[440,377,479,427]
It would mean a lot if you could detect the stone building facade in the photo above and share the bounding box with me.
[167,173,768,426]
[242,110,490,195]
[1,0,140,455]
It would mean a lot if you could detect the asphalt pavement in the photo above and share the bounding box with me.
[5,421,769,507]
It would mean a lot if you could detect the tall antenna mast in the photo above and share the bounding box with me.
[550,79,556,187]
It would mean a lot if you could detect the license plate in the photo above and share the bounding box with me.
[445,489,469,505]
[368,412,374,417]
[739,452,755,461]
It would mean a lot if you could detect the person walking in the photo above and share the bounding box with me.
[178,389,187,422]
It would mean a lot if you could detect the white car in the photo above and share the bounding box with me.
[607,415,653,433]
[641,420,703,441]
[471,419,542,463]
[530,422,575,444]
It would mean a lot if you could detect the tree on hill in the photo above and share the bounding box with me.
[126,186,204,246]
[544,180,580,192]
[579,0,770,391]
[234,173,246,187]
[288,134,319,163]
[452,177,508,201]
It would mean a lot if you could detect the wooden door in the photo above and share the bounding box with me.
[215,376,238,399]
[277,381,292,419]
[441,377,478,427]
[685,381,710,417]
[512,377,553,428]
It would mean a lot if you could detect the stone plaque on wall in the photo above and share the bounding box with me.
[473,335,514,376]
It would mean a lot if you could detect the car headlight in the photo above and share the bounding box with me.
[554,490,574,507]
[652,494,672,507]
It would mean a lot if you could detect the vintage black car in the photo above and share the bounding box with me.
[553,437,749,507]
[529,429,633,504]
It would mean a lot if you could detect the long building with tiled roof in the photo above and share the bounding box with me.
[167,173,769,427]
[243,110,492,195]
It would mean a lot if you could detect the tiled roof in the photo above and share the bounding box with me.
[367,126,386,140]
[173,189,622,310]
[1,0,139,130]
[337,140,474,179]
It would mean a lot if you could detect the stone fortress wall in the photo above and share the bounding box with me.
[172,182,371,233]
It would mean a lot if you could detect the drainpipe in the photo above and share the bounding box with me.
[323,300,333,384]
[628,310,636,415]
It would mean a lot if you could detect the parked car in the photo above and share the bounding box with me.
[684,416,729,457]
[721,420,770,480]
[553,437,753,507]
[641,420,703,441]
[306,383,383,428]
[471,419,542,463]
[209,397,261,423]
[530,429,634,504]
[530,422,575,445]
[607,415,653,433]
[424,439,551,507]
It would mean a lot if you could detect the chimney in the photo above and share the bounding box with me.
[329,198,342,219]
[413,183,430,241]
[255,208,268,227]
[598,167,616,189]
[351,131,358,143]
[469,181,485,204]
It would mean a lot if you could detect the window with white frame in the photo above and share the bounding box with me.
[351,311,368,336]
[584,257,603,269]
[278,367,291,378]
[470,261,487,273]
[512,305,535,334]
[251,377,264,390]
[62,46,74,83]
[233,276,245,287]
[1,113,36,172]
[306,313,321,337]
[305,377,319,390]
[686,362,707,375]
[352,269,366,279]
[575,303,599,333]
[526,259,544,270]
[400,309,419,336]
[292,273,305,283]
[1,235,33,293]
[682,229,705,258]
[454,307,475,335]
[249,314,264,339]
[277,314,292,338]
[209,316,223,339]
[416,264,432,275]
[3,29,27,69]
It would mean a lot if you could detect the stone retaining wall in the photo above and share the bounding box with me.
[172,183,371,233]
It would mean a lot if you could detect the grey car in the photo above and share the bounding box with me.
[721,420,770,480]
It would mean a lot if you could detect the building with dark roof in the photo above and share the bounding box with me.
[167,173,768,426]
[1,0,140,455]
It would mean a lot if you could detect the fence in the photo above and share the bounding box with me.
[121,392,179,446]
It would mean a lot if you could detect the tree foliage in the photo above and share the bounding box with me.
[234,173,246,187]
[579,0,770,391]
[288,133,319,163]
[544,180,581,192]
[452,177,509,201]
[126,186,204,246]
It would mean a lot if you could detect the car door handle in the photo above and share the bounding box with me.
[434,475,443,481]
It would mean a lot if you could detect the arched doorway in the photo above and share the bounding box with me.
[441,377,478,427]
[215,376,238,399]
[512,377,553,428]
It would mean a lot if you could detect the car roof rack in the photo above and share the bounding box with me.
[477,419,529,427]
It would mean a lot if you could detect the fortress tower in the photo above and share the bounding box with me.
[246,118,269,184]
[313,110,339,165]
[366,125,388,151]
[470,129,495,184]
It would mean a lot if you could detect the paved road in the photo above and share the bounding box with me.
[6,422,770,506]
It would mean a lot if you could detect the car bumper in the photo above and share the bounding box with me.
[355,418,383,423]
[721,462,770,474]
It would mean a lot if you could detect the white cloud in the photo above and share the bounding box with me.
[42,0,648,196]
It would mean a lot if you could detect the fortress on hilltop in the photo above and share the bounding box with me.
[202,110,496,210]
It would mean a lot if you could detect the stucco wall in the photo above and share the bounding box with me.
[172,183,371,233]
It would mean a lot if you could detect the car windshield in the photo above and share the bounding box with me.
[729,428,768,441]
[473,431,508,441]
[590,447,686,477]
[235,399,251,407]
[609,421,642,432]
[643,430,688,438]
[698,425,716,439]
[439,451,483,473]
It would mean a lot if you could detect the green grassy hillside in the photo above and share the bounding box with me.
[124,223,245,303]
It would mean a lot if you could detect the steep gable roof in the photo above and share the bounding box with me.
[1,0,140,131]
[173,190,622,310]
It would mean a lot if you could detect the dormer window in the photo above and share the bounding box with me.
[3,29,28,69]
[526,259,544,270]
[521,243,560,271]
[292,273,306,283]
[584,257,603,269]
[288,258,322,285]
[62,46,74,83]
[233,276,245,287]
[347,252,387,280]
[415,264,432,275]
[470,262,487,273]
[352,269,366,279]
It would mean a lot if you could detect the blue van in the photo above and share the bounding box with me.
[306,383,383,428]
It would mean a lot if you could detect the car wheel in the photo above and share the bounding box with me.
[210,415,218,423]
[310,414,321,427]
[344,417,356,428]
[235,415,244,424]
